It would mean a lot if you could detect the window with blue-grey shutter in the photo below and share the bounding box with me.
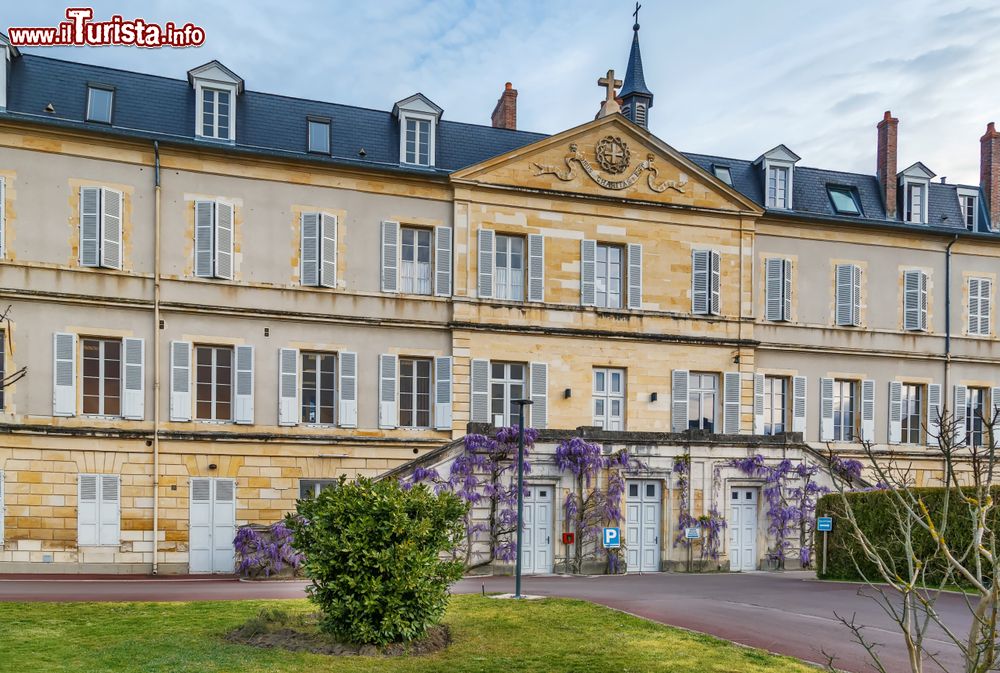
[338,352,357,428]
[530,362,548,429]
[434,356,452,430]
[723,372,741,434]
[792,375,807,434]
[53,332,77,416]
[927,383,942,447]
[80,187,101,267]
[835,264,861,326]
[753,373,765,434]
[278,347,298,426]
[860,379,875,442]
[692,250,720,315]
[321,214,337,288]
[78,474,120,546]
[888,381,902,444]
[527,234,545,302]
[819,377,834,440]
[969,277,991,336]
[194,201,214,278]
[214,202,234,280]
[378,354,398,429]
[580,239,596,306]
[765,258,792,321]
[300,213,320,286]
[234,345,254,424]
[169,340,192,422]
[121,337,144,420]
[435,226,452,297]
[671,370,689,433]
[100,188,122,270]
[381,220,399,292]
[627,243,642,310]
[470,359,490,423]
[953,385,968,447]
[903,270,927,331]
[478,229,494,299]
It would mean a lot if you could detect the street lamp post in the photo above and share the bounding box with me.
[512,398,533,600]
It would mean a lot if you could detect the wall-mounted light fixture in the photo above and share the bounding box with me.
[208,463,217,471]
[650,392,658,402]
[564,388,572,399]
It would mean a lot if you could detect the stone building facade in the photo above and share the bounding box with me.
[0,24,997,573]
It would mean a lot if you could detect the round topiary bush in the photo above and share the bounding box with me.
[288,475,467,646]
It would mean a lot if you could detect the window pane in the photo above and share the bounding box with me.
[87,87,113,123]
[308,120,330,153]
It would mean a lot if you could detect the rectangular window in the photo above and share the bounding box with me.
[835,263,862,327]
[593,368,625,430]
[764,258,792,322]
[494,234,525,301]
[195,345,233,421]
[0,329,5,409]
[307,119,331,154]
[901,384,923,445]
[404,117,430,165]
[903,269,928,332]
[490,362,526,427]
[300,352,336,424]
[832,379,856,442]
[713,165,732,186]
[81,338,121,416]
[86,86,113,124]
[767,166,789,208]
[299,479,337,499]
[595,244,623,309]
[763,376,786,435]
[960,194,977,229]
[400,227,433,295]
[399,358,432,428]
[201,88,231,140]
[79,186,123,270]
[828,186,861,215]
[688,373,718,431]
[967,387,988,448]
[906,183,924,223]
[969,277,992,336]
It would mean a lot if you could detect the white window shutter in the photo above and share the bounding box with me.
[338,351,357,428]
[0,176,6,258]
[626,243,643,310]
[53,332,77,417]
[98,474,120,546]
[953,385,968,447]
[194,201,214,278]
[214,202,234,280]
[320,213,337,288]
[819,377,834,441]
[434,226,452,297]
[903,270,920,331]
[753,373,765,434]
[887,381,902,444]
[80,186,101,267]
[919,271,928,331]
[782,259,792,321]
[234,345,254,425]
[982,279,992,336]
[77,474,99,545]
[927,383,942,448]
[478,229,495,299]
[792,375,807,434]
[380,220,399,292]
[100,188,122,270]
[968,278,980,334]
[580,239,596,306]
[300,212,320,286]
[723,372,741,434]
[169,340,192,422]
[378,354,398,429]
[691,250,709,314]
[851,264,862,326]
[122,337,144,420]
[530,362,548,429]
[434,356,453,430]
[710,250,721,315]
[765,258,783,321]
[470,358,490,423]
[835,264,854,326]
[671,369,689,433]
[991,386,1000,448]
[278,348,299,426]
[860,379,876,442]
[527,234,545,302]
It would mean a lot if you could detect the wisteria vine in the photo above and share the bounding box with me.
[672,454,727,564]
[234,521,304,578]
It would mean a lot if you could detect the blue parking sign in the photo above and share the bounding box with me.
[817,517,833,532]
[603,527,621,548]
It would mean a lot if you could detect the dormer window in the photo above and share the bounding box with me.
[188,60,244,144]
[86,85,113,124]
[392,93,443,168]
[898,162,934,224]
[958,188,979,230]
[308,117,331,154]
[755,144,801,210]
[713,165,733,186]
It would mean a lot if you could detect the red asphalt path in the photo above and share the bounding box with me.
[0,571,971,673]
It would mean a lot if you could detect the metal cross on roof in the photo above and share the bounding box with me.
[633,1,641,28]
[598,69,622,103]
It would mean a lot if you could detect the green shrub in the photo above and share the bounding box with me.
[815,487,1000,584]
[287,476,467,646]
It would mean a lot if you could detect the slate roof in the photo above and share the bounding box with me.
[1,53,991,234]
[619,29,653,104]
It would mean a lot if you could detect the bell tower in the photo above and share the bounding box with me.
[619,3,654,128]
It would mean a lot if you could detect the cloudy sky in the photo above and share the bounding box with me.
[7,1,1000,183]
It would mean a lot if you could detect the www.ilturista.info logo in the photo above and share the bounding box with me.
[7,8,206,48]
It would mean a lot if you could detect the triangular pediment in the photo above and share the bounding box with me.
[451,115,761,213]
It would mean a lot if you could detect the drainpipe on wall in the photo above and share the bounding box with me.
[152,141,161,575]
[944,234,959,395]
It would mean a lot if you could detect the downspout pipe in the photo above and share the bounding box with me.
[944,234,959,395]
[152,141,161,575]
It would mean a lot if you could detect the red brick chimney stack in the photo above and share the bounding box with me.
[877,110,899,219]
[980,122,1000,229]
[491,82,517,130]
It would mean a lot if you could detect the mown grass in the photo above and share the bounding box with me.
[0,595,816,673]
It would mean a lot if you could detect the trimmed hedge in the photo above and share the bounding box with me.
[815,487,1000,584]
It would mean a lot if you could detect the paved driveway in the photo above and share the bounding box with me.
[0,571,971,672]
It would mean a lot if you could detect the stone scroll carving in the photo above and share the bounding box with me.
[531,138,688,194]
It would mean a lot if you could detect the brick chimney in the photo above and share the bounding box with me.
[981,122,1000,228]
[876,111,899,219]
[491,82,517,130]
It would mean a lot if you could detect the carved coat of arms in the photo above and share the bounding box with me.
[530,137,688,194]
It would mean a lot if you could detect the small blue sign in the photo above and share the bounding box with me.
[817,517,833,532]
[684,526,701,540]
[603,527,621,548]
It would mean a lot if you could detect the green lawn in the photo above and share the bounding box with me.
[0,595,815,673]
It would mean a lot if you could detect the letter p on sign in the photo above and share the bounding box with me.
[603,527,621,548]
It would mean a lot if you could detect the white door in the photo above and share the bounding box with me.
[625,480,661,572]
[189,477,236,573]
[729,487,758,571]
[521,485,552,574]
